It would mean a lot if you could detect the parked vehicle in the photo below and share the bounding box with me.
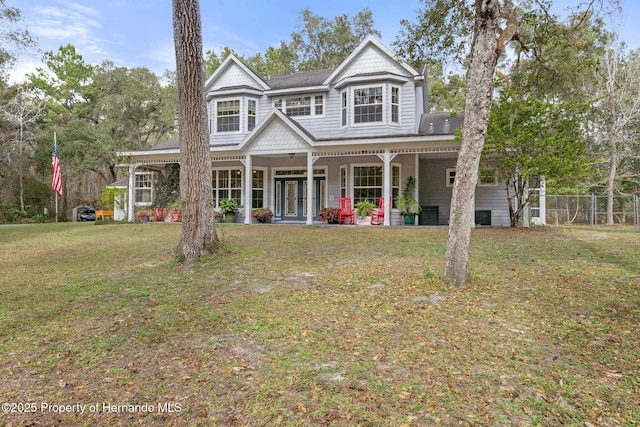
[77,207,96,221]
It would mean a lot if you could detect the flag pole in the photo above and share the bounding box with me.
[51,131,58,223]
[54,132,58,223]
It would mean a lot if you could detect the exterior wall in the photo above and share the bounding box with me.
[419,158,510,226]
[475,185,510,226]
[205,42,420,145]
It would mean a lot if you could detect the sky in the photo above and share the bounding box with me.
[6,0,640,84]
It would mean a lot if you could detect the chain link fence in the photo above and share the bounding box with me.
[546,194,640,230]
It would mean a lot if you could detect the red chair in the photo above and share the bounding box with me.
[338,197,355,224]
[154,207,167,222]
[371,197,385,225]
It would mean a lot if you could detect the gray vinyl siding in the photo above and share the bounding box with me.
[419,159,510,226]
[419,159,454,225]
[475,185,510,226]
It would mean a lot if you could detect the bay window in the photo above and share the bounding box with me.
[213,97,258,134]
[217,100,240,132]
[354,86,383,123]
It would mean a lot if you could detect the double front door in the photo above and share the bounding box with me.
[275,177,325,221]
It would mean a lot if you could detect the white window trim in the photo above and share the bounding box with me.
[212,96,259,135]
[351,84,384,127]
[251,167,268,209]
[340,90,348,129]
[350,163,401,206]
[247,98,258,132]
[212,167,243,208]
[273,94,325,118]
[134,171,154,207]
[446,168,456,188]
[390,85,401,126]
[214,97,242,135]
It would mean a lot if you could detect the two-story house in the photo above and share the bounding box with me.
[118,36,531,226]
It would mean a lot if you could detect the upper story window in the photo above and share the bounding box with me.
[391,86,399,123]
[247,99,256,131]
[341,91,347,126]
[217,100,240,132]
[354,86,383,123]
[342,84,401,128]
[274,95,324,117]
[213,97,258,134]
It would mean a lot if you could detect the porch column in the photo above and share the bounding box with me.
[383,149,391,226]
[244,154,252,224]
[127,164,137,222]
[306,151,314,225]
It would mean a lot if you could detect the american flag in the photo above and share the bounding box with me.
[51,137,62,197]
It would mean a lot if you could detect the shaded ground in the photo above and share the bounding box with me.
[0,223,638,426]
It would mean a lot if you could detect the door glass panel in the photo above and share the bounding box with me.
[285,181,297,216]
[275,183,281,217]
[303,183,308,216]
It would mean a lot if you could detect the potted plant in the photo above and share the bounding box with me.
[135,209,151,223]
[318,207,340,224]
[219,198,241,223]
[396,176,422,225]
[354,199,375,225]
[355,199,374,217]
[170,199,183,222]
[251,208,274,223]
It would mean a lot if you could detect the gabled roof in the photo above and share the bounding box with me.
[238,108,316,152]
[204,54,270,92]
[263,69,335,90]
[323,36,421,85]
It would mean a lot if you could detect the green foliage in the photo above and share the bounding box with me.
[203,8,379,78]
[355,199,374,217]
[484,88,591,225]
[152,164,180,209]
[396,176,422,216]
[219,198,241,214]
[291,8,381,71]
[427,61,466,113]
[0,0,36,74]
[98,186,126,210]
[394,0,474,64]
[203,46,239,77]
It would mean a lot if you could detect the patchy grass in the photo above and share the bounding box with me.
[0,223,638,426]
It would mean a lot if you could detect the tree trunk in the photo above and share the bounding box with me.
[444,0,516,286]
[606,71,617,226]
[172,0,220,266]
[606,138,617,225]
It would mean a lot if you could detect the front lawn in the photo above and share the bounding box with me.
[0,223,638,426]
